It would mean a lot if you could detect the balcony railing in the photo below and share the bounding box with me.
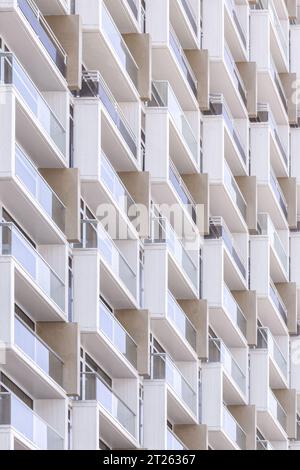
[181,0,198,35]
[80,71,138,159]
[151,353,197,415]
[167,428,187,450]
[209,338,246,395]
[257,104,288,167]
[257,213,288,274]
[223,405,246,450]
[14,316,64,385]
[167,291,197,350]
[149,81,198,162]
[224,0,247,48]
[100,151,135,217]
[207,93,247,164]
[207,217,247,280]
[270,58,288,112]
[169,27,197,97]
[270,171,288,219]
[0,390,64,449]
[256,439,274,450]
[169,163,197,224]
[269,389,287,430]
[78,220,137,298]
[147,214,198,289]
[80,372,136,437]
[102,2,138,87]
[17,0,67,76]
[0,53,66,155]
[0,223,65,310]
[126,0,139,19]
[257,327,287,378]
[224,45,247,107]
[259,0,288,57]
[99,299,137,367]
[269,281,288,325]
[224,161,247,220]
[15,145,66,232]
[223,284,247,337]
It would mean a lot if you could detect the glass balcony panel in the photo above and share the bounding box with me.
[17,0,67,76]
[223,285,247,337]
[100,152,135,217]
[224,161,247,219]
[224,0,247,48]
[148,215,198,289]
[270,58,287,112]
[169,164,197,223]
[126,0,139,19]
[169,27,197,97]
[257,327,287,378]
[79,221,137,298]
[167,429,186,450]
[269,282,288,324]
[224,45,247,106]
[167,291,197,349]
[209,338,246,394]
[81,372,136,437]
[0,223,65,310]
[0,53,66,155]
[269,390,287,430]
[101,4,138,87]
[257,213,288,273]
[0,392,64,449]
[149,81,198,162]
[99,300,137,367]
[270,171,288,219]
[15,145,65,231]
[14,317,64,385]
[223,405,246,449]
[151,353,197,415]
[181,0,197,35]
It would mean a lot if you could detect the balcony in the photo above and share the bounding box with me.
[149,81,199,168]
[223,285,247,338]
[224,0,247,50]
[79,71,138,161]
[224,161,247,221]
[0,390,64,450]
[167,428,187,450]
[76,0,139,100]
[167,292,197,350]
[257,104,288,170]
[269,281,287,325]
[257,213,288,280]
[169,27,197,98]
[256,438,274,450]
[14,315,64,386]
[15,145,65,233]
[224,45,247,108]
[270,171,288,220]
[0,53,66,163]
[269,389,287,432]
[257,327,288,385]
[99,299,137,368]
[151,352,197,417]
[147,214,198,293]
[17,0,67,77]
[207,94,247,168]
[207,217,247,283]
[180,0,198,37]
[169,163,197,225]
[209,338,247,397]
[79,220,137,305]
[0,222,65,313]
[223,405,246,450]
[80,372,136,439]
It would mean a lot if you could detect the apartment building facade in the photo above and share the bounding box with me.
[0,0,299,451]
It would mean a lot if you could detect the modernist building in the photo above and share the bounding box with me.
[0,0,299,451]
